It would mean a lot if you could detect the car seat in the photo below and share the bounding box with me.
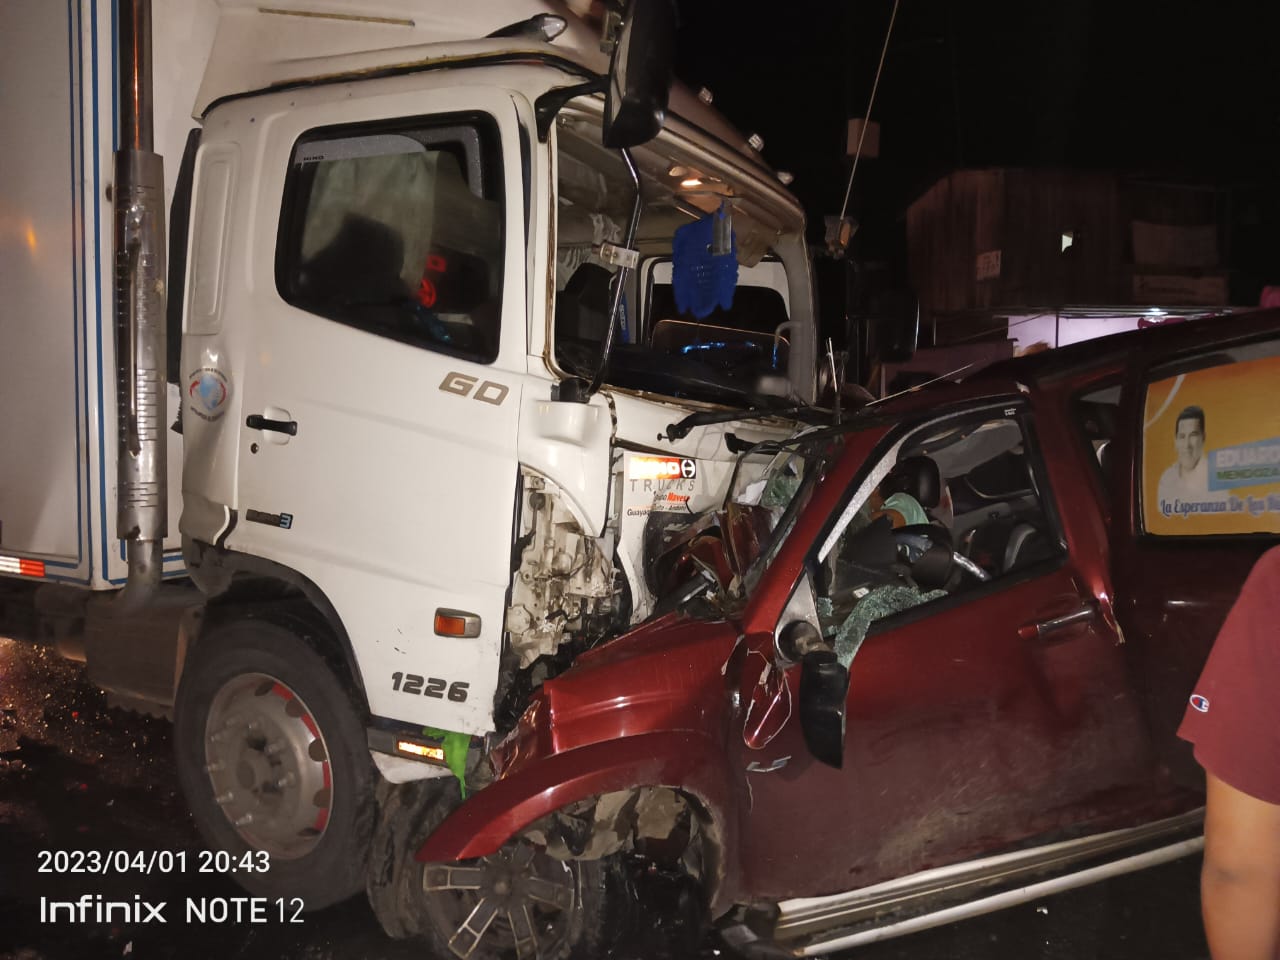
[963,516,1058,575]
[881,456,942,511]
[1002,522,1057,571]
[881,456,957,542]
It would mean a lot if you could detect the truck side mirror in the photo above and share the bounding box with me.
[798,650,849,768]
[602,0,676,149]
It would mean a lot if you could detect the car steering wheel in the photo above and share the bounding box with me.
[892,526,991,586]
[950,552,991,582]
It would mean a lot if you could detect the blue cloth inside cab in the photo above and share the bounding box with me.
[671,207,738,320]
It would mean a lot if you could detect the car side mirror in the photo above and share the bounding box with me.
[602,0,676,148]
[798,650,849,768]
[776,619,826,663]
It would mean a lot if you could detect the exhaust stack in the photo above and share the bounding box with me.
[113,0,167,609]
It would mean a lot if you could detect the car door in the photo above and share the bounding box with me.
[1110,320,1280,787]
[216,81,529,735]
[733,398,1156,901]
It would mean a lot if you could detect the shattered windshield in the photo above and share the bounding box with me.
[553,115,806,407]
[733,430,843,597]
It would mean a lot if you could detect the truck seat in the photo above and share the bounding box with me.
[297,213,408,307]
[555,262,613,344]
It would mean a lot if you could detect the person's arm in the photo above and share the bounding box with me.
[1201,770,1280,960]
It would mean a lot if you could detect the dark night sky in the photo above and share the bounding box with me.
[671,1,1280,286]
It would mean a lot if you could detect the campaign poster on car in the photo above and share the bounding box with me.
[1142,354,1280,535]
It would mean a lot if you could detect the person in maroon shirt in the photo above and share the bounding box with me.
[1179,544,1280,960]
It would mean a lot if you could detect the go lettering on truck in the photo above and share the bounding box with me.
[438,371,510,406]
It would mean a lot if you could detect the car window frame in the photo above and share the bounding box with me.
[1069,374,1124,508]
[797,398,1071,643]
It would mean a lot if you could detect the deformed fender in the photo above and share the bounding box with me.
[415,730,743,910]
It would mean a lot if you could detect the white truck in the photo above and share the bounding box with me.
[0,0,817,925]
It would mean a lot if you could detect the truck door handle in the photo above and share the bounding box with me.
[1018,603,1097,641]
[246,414,297,436]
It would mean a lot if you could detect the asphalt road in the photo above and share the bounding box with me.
[0,637,1210,960]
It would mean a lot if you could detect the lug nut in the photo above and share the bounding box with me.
[273,773,296,790]
[234,813,254,827]
[214,791,235,806]
[264,739,287,756]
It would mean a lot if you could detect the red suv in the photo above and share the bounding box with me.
[374,309,1280,959]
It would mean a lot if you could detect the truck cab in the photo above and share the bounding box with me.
[0,0,820,920]
[177,6,816,736]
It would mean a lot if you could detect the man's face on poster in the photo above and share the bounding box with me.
[1175,416,1205,474]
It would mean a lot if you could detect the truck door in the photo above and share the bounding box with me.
[1110,324,1280,786]
[734,399,1157,901]
[208,84,528,736]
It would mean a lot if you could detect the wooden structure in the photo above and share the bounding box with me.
[905,169,1232,343]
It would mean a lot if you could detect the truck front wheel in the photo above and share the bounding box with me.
[173,618,375,909]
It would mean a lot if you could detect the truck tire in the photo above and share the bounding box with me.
[173,618,375,909]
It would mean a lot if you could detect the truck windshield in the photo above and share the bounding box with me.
[553,117,803,407]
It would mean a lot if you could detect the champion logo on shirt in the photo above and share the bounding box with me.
[1189,694,1210,713]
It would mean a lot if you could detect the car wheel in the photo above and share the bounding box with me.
[173,617,375,909]
[419,842,605,960]
[371,779,617,960]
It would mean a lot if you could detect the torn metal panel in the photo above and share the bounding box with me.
[524,786,694,865]
[505,474,619,666]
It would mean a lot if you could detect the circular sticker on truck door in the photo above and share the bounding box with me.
[187,367,230,421]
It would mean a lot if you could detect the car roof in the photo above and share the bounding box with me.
[865,307,1280,421]
[976,307,1280,385]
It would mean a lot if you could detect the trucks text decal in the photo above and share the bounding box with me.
[627,456,697,481]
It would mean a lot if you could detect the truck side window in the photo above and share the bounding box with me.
[276,116,504,363]
[1140,338,1280,537]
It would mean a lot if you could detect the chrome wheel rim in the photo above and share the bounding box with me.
[202,672,332,858]
[423,844,577,959]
